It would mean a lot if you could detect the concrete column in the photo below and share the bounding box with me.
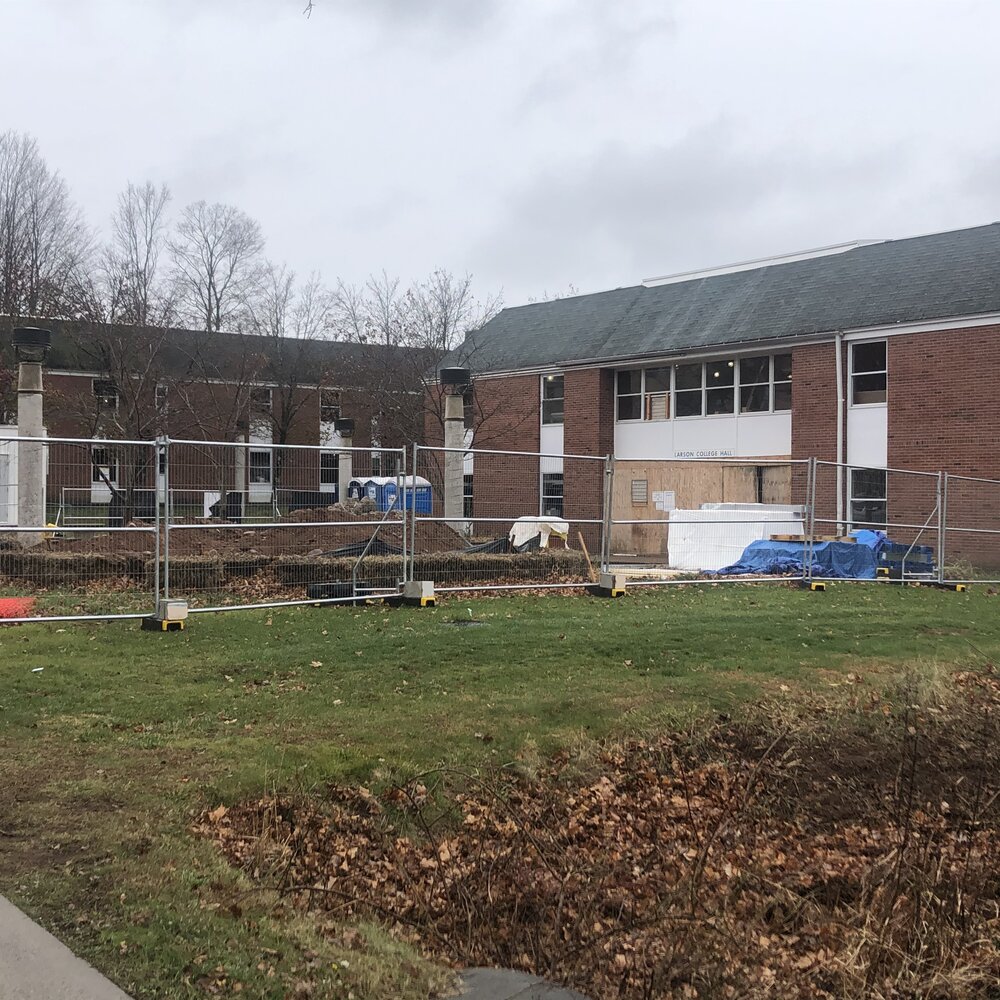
[338,435,353,501]
[444,393,465,532]
[17,360,45,546]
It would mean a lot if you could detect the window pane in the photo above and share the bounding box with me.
[463,474,473,518]
[617,370,641,395]
[675,389,702,417]
[740,384,769,413]
[706,386,734,415]
[739,356,769,385]
[852,372,887,404]
[320,453,338,484]
[541,473,564,517]
[542,374,564,400]
[617,395,641,420]
[645,392,669,421]
[542,399,564,424]
[850,499,887,529]
[645,367,671,393]
[851,468,886,499]
[773,381,792,411]
[773,353,792,382]
[707,360,735,387]
[675,363,702,391]
[852,341,886,374]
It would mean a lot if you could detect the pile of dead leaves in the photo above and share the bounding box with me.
[198,671,1000,1000]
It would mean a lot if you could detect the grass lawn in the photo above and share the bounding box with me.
[1,583,998,998]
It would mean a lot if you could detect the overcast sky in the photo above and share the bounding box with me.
[5,0,1000,307]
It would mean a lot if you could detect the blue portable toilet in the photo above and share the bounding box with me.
[347,476,432,513]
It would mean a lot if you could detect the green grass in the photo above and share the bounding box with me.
[1,583,998,998]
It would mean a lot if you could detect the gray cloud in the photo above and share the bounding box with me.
[4,0,1000,306]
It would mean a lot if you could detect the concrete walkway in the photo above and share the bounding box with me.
[0,896,132,999]
[460,967,590,1000]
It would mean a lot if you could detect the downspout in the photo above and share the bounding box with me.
[835,331,845,533]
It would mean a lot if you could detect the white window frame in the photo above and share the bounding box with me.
[248,448,273,485]
[615,353,794,423]
[319,451,339,494]
[541,374,564,426]
[849,340,888,408]
[154,382,168,412]
[848,467,888,529]
[320,390,341,423]
[250,386,273,416]
[93,379,119,412]
[540,472,564,518]
[703,358,737,417]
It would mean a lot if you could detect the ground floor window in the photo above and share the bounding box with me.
[849,468,887,529]
[541,473,564,518]
[91,446,118,484]
[249,449,272,485]
[320,452,339,493]
[463,473,473,518]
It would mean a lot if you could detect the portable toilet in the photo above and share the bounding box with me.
[348,476,431,513]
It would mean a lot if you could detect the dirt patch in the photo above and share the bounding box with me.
[200,669,1000,1000]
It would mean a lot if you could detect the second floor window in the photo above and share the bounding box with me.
[93,379,118,411]
[320,390,341,423]
[541,375,564,425]
[250,386,272,416]
[851,341,887,405]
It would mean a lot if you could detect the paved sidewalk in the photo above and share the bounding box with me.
[460,967,590,1000]
[0,895,132,999]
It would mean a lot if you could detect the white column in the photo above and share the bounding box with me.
[444,393,465,532]
[16,360,45,546]
[338,435,353,499]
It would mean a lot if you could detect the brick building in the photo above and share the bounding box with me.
[1,321,430,521]
[434,223,1000,560]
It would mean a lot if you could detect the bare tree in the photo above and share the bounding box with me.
[105,181,173,328]
[0,130,90,322]
[332,268,508,447]
[331,271,413,347]
[247,263,337,481]
[410,268,503,352]
[169,201,264,333]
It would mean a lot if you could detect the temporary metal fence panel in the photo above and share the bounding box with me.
[606,458,808,583]
[0,435,159,622]
[164,440,407,611]
[409,445,608,591]
[938,474,1000,584]
[810,460,942,582]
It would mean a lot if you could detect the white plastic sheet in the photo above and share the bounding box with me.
[668,507,805,571]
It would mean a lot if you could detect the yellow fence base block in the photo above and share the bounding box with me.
[402,581,436,607]
[596,572,627,598]
[141,599,189,633]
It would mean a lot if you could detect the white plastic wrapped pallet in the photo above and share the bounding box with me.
[668,506,805,572]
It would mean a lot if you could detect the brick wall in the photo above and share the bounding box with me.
[888,325,1000,568]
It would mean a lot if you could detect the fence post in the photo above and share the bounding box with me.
[153,438,162,611]
[600,455,615,573]
[163,436,171,599]
[938,471,948,584]
[409,442,419,583]
[805,457,817,584]
[397,454,406,589]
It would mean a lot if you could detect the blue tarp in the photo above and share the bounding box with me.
[715,538,879,579]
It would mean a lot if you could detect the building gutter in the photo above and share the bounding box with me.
[835,331,845,532]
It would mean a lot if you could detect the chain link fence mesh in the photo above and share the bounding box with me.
[410,446,607,591]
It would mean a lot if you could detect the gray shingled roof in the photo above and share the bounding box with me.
[448,223,1000,374]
